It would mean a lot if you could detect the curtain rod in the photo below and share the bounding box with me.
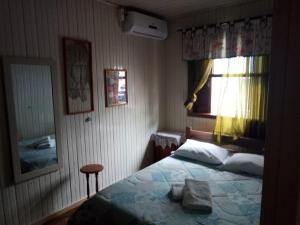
[177,14,272,32]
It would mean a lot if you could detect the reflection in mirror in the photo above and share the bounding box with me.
[11,64,57,173]
[3,57,61,183]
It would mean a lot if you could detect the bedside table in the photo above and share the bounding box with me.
[151,131,185,162]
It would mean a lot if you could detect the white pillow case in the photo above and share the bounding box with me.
[220,153,264,176]
[174,139,229,165]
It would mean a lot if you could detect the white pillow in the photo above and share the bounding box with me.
[220,153,264,176]
[174,139,229,165]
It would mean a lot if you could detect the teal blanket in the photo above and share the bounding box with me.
[69,156,262,225]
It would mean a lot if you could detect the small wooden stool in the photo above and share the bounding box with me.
[80,164,104,199]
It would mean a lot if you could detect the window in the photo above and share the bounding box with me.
[190,57,255,117]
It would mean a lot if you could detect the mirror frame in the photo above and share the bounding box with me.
[2,56,62,183]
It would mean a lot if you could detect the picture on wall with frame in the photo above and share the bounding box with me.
[104,69,128,107]
[63,37,94,114]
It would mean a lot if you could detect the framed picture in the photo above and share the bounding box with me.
[63,37,94,114]
[104,69,128,107]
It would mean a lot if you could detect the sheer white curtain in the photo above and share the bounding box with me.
[213,56,268,141]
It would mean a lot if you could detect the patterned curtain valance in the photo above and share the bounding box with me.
[182,16,272,61]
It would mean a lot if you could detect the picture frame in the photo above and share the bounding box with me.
[63,37,94,114]
[104,69,128,107]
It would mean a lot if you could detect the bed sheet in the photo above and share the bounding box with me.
[69,156,262,225]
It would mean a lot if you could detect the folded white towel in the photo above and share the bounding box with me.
[170,183,185,201]
[27,136,51,148]
[36,139,56,149]
[182,179,212,213]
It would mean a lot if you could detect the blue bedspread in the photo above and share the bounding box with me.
[69,156,262,225]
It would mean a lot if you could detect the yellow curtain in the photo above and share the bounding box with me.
[214,56,269,142]
[185,59,214,111]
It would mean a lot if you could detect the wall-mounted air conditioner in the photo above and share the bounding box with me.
[122,11,168,40]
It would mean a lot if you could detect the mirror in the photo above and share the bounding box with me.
[2,57,62,183]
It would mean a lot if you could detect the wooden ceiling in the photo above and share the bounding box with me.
[103,0,258,19]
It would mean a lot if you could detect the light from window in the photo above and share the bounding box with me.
[212,57,247,75]
[211,57,249,116]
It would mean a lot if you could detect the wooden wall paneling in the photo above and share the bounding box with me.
[15,184,27,225]
[22,0,39,57]
[125,34,132,174]
[56,0,72,208]
[28,180,37,222]
[85,0,96,196]
[125,33,132,176]
[8,0,26,55]
[68,0,82,203]
[93,2,105,189]
[107,8,117,182]
[35,179,43,222]
[89,0,102,192]
[131,35,137,170]
[121,32,127,176]
[133,38,140,171]
[102,5,113,185]
[139,38,147,168]
[105,3,114,186]
[85,0,97,195]
[113,11,122,181]
[121,29,129,177]
[110,6,118,182]
[131,34,137,170]
[2,187,15,225]
[118,18,125,180]
[113,7,122,181]
[118,12,126,181]
[61,0,78,205]
[132,38,140,170]
[48,0,64,212]
[97,3,108,189]
[74,0,86,200]
[0,0,12,53]
[39,176,48,218]
[102,2,111,188]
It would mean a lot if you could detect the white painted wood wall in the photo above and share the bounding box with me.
[164,0,273,132]
[0,0,165,224]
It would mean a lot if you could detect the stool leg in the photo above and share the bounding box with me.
[95,172,99,193]
[86,173,90,199]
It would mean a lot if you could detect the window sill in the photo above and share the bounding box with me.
[187,112,216,119]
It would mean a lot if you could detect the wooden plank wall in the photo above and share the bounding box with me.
[164,0,273,133]
[0,0,165,224]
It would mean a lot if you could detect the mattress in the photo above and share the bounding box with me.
[69,156,262,225]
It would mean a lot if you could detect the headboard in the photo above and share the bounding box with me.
[186,127,265,155]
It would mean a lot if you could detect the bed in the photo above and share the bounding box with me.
[69,127,264,225]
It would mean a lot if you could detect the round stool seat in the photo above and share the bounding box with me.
[80,164,103,174]
[80,164,104,199]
